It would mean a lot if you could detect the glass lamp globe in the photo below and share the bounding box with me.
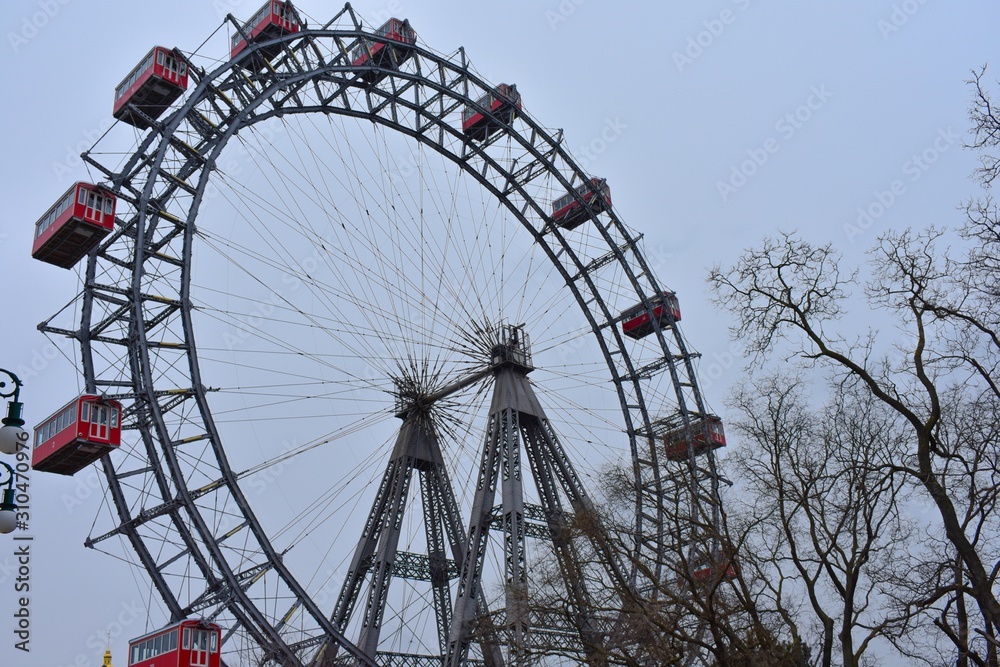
[0,489,16,534]
[0,508,15,534]
[0,424,27,455]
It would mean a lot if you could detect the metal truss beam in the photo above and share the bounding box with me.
[66,13,727,665]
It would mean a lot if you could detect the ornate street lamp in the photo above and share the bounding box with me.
[0,461,17,534]
[0,369,26,455]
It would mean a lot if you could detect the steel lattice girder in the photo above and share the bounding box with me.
[50,5,727,664]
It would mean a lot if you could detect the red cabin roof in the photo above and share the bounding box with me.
[31,183,116,269]
[551,177,611,230]
[231,0,300,70]
[128,619,222,667]
[662,415,725,462]
[351,17,417,82]
[621,291,681,340]
[113,46,189,129]
[32,395,123,475]
[462,84,521,141]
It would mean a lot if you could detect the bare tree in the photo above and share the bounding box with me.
[968,67,1000,189]
[522,461,811,666]
[707,224,1000,665]
[729,371,917,667]
[707,68,1000,662]
[519,67,1000,667]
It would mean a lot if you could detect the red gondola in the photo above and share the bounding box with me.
[31,182,116,269]
[231,1,300,71]
[662,415,726,462]
[620,291,681,340]
[128,619,222,667]
[113,46,189,129]
[551,177,611,230]
[692,557,739,583]
[32,395,122,475]
[462,84,521,141]
[351,18,417,83]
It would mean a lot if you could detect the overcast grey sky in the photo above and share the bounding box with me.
[1,1,998,665]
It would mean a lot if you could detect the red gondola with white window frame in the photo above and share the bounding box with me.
[351,18,417,84]
[662,414,726,462]
[551,177,611,230]
[462,84,521,141]
[31,182,116,269]
[692,557,739,583]
[231,0,300,71]
[128,619,222,667]
[620,291,681,340]
[113,46,189,129]
[32,395,123,475]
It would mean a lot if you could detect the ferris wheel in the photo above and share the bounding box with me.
[34,3,729,665]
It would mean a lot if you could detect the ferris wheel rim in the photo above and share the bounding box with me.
[63,8,721,664]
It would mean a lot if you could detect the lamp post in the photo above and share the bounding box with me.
[0,369,24,534]
[0,461,17,534]
[0,369,27,456]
